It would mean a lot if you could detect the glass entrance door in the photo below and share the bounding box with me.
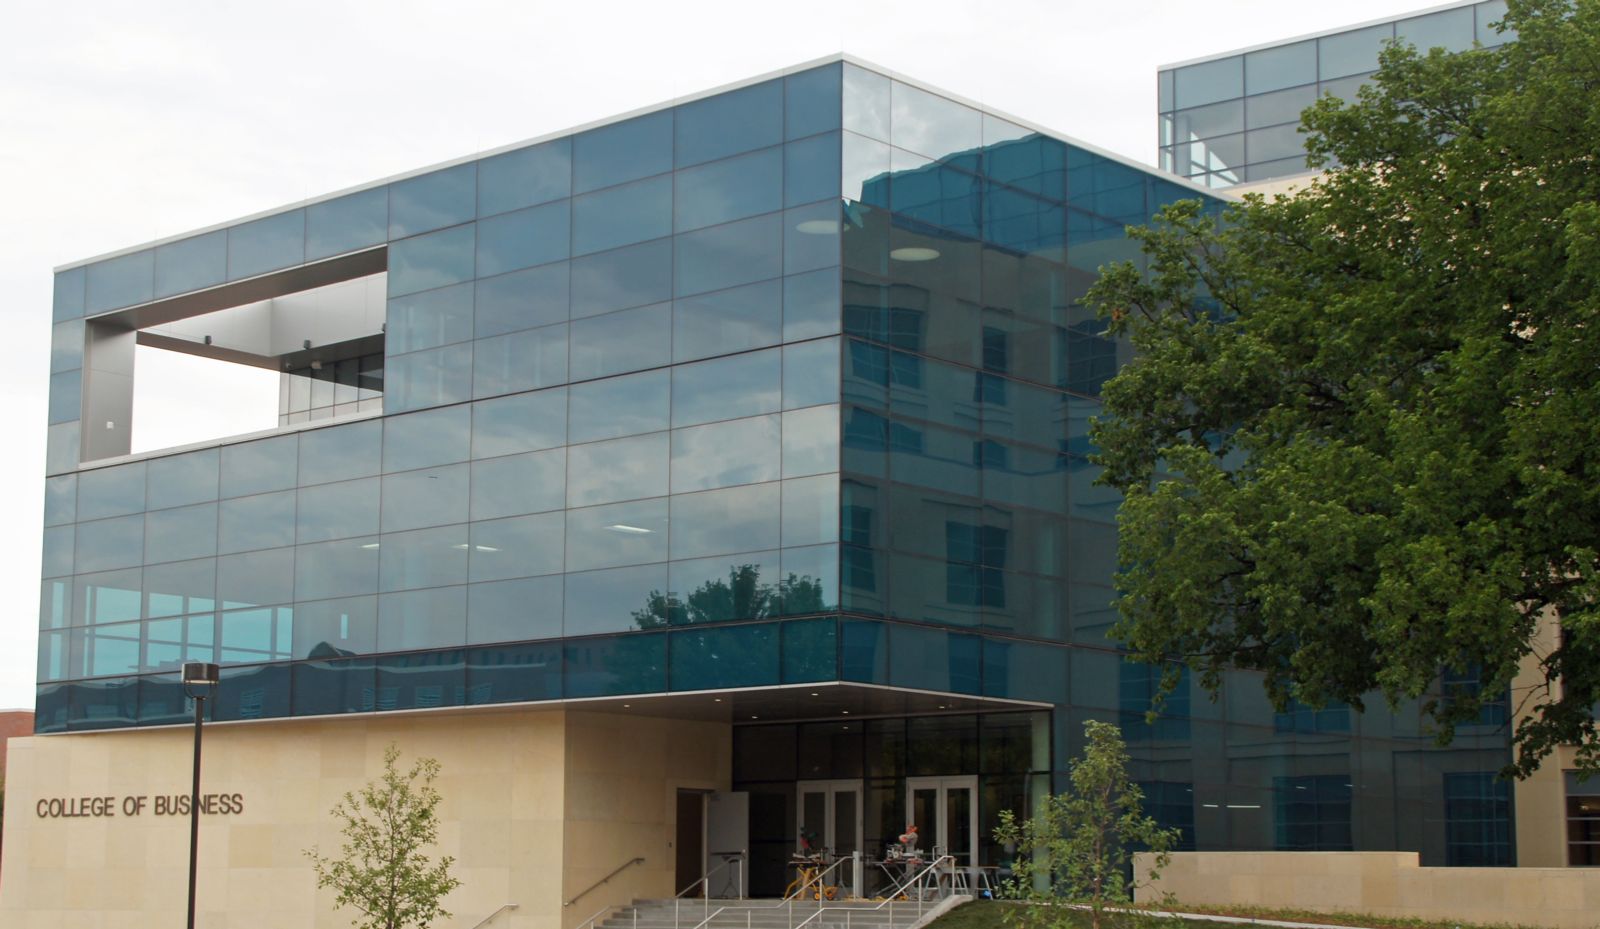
[797,780,863,895]
[905,776,978,868]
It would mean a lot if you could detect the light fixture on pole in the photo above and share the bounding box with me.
[181,661,220,929]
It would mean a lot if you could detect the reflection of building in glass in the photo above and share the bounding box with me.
[1157,0,1511,187]
[13,52,1555,927]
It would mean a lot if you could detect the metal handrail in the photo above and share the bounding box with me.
[676,853,743,899]
[674,852,855,929]
[574,902,622,929]
[565,856,646,908]
[467,903,519,929]
[789,854,959,929]
[674,854,746,929]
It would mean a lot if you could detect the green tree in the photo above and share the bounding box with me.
[306,744,461,929]
[1085,0,1599,776]
[995,721,1178,929]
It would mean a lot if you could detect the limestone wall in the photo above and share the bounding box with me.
[1136,851,1600,929]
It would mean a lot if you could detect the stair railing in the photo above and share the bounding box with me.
[565,856,647,909]
[674,853,745,928]
[789,853,958,929]
[673,853,855,929]
[467,903,519,929]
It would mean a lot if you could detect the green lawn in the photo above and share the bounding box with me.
[924,900,1557,929]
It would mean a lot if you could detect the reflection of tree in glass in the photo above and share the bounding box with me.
[632,565,828,629]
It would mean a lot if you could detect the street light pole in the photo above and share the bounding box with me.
[181,661,220,929]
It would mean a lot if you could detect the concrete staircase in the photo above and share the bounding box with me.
[596,897,963,929]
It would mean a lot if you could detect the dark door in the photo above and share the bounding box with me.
[676,790,706,896]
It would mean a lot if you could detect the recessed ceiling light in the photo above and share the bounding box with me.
[604,524,653,534]
[811,692,819,697]
[622,704,631,708]
[795,219,842,235]
[750,715,760,720]
[841,710,850,715]
[714,698,722,703]
[890,247,940,262]
[360,542,380,549]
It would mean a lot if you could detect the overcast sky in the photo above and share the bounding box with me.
[0,0,1450,710]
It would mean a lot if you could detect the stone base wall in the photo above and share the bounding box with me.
[1136,851,1600,929]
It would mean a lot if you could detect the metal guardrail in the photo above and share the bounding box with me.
[669,853,957,929]
[565,856,647,908]
[467,903,519,929]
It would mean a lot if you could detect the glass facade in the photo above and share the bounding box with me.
[40,56,1512,868]
[1157,0,1511,187]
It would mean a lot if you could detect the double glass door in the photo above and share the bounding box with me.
[798,780,862,859]
[906,776,978,868]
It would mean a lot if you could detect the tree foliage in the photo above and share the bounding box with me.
[995,721,1178,929]
[1085,0,1600,776]
[632,566,828,628]
[306,744,461,929]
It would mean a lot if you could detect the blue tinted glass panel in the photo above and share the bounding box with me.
[389,163,476,239]
[784,338,839,410]
[566,433,670,507]
[144,503,217,564]
[889,624,981,694]
[41,578,70,630]
[387,282,474,354]
[146,454,219,521]
[784,268,842,341]
[786,64,842,141]
[1478,0,1511,45]
[477,200,570,277]
[76,515,145,573]
[781,475,837,548]
[478,138,572,217]
[670,414,781,493]
[380,464,469,533]
[567,369,671,444]
[85,251,153,313]
[54,267,86,322]
[376,650,466,711]
[292,657,376,716]
[48,371,80,425]
[78,461,147,521]
[299,419,381,487]
[666,551,779,622]
[672,349,781,427]
[675,213,782,298]
[673,279,781,363]
[228,211,305,280]
[840,619,887,682]
[220,434,299,498]
[675,148,782,232]
[472,325,567,399]
[781,617,837,682]
[51,321,84,374]
[841,65,890,141]
[379,526,467,595]
[384,404,471,471]
[217,547,295,608]
[782,405,839,478]
[388,224,476,297]
[297,477,380,543]
[74,569,142,625]
[671,624,778,689]
[44,474,77,527]
[1399,7,1475,53]
[214,663,291,721]
[1245,40,1317,95]
[1319,24,1393,80]
[469,511,565,582]
[470,448,566,521]
[471,389,567,459]
[570,302,672,381]
[42,525,74,578]
[46,422,78,475]
[891,82,981,166]
[574,175,671,255]
[785,133,841,208]
[306,187,389,261]
[467,576,564,646]
[386,343,473,412]
[570,238,673,318]
[676,80,782,167]
[154,232,226,298]
[565,498,669,571]
[294,537,379,601]
[475,262,570,338]
[144,558,216,618]
[573,111,673,194]
[779,544,838,614]
[564,565,669,637]
[564,631,667,696]
[784,202,841,275]
[467,639,562,703]
[1174,56,1243,109]
[670,483,780,560]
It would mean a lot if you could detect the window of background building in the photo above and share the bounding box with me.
[1569,772,1600,866]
